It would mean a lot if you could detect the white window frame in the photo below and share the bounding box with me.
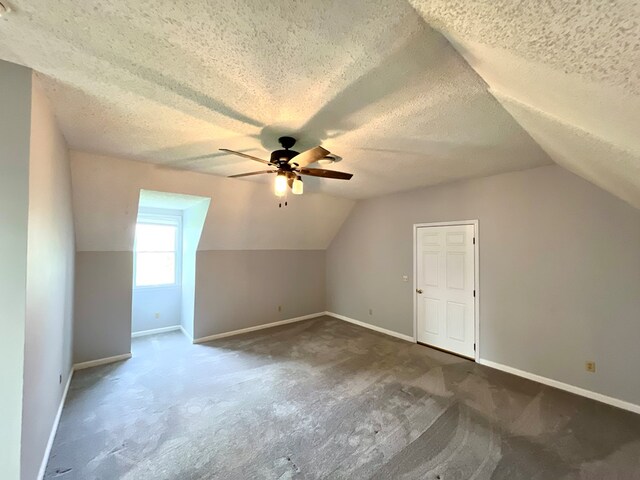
[133,209,183,290]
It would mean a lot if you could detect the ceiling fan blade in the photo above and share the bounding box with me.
[228,170,277,178]
[289,146,330,168]
[219,149,272,165]
[299,167,353,180]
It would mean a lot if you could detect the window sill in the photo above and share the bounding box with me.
[134,284,182,291]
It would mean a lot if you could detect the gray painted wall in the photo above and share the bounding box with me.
[131,287,181,333]
[0,60,31,480]
[326,164,640,406]
[73,250,325,360]
[20,78,76,480]
[181,199,210,339]
[74,252,133,363]
[194,250,326,339]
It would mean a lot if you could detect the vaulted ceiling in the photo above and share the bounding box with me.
[0,1,637,206]
[409,0,640,208]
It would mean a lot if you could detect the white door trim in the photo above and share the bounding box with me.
[413,220,479,361]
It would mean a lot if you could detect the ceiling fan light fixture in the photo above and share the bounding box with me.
[274,173,287,197]
[292,176,303,195]
[222,137,353,194]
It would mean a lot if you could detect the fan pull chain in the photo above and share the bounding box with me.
[279,191,289,208]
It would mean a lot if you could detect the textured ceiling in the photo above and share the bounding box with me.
[0,0,554,199]
[409,0,640,208]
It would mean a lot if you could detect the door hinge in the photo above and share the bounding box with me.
[474,343,476,351]
[473,289,476,297]
[473,237,476,245]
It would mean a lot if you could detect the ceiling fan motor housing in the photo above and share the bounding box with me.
[270,136,299,166]
[270,148,299,165]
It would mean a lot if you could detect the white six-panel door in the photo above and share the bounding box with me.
[416,224,476,358]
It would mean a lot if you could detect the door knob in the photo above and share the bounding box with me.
[416,288,423,294]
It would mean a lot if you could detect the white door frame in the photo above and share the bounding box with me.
[413,220,480,361]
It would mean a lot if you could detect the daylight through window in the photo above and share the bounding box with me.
[134,220,179,287]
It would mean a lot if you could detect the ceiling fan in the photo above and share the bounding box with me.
[220,136,353,198]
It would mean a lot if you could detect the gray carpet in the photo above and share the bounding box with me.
[46,316,640,479]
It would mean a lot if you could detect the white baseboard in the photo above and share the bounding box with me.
[180,325,194,343]
[325,313,640,415]
[325,311,416,343]
[131,325,181,338]
[37,369,73,480]
[36,318,639,479]
[193,312,326,344]
[39,352,133,476]
[73,353,132,371]
[478,358,640,415]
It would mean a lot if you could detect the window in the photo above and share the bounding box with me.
[134,214,181,287]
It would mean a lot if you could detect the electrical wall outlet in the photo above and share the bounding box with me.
[402,275,408,282]
[585,361,596,373]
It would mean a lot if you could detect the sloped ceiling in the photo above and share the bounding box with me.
[70,151,354,251]
[0,1,636,206]
[408,0,640,208]
[0,0,552,200]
